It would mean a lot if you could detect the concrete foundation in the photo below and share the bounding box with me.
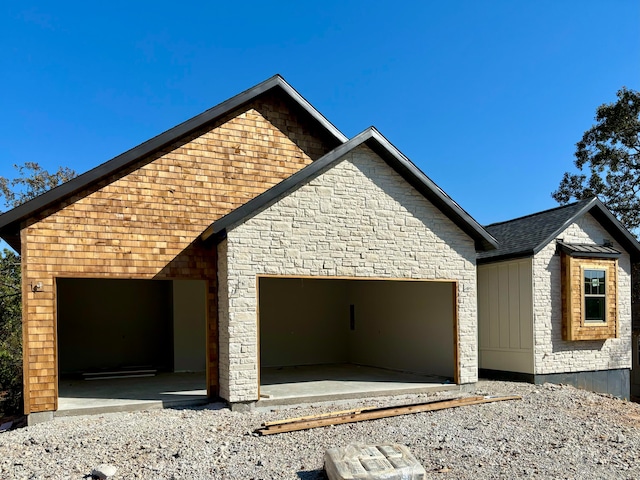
[27,411,54,426]
[480,368,630,399]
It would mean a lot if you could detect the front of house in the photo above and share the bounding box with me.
[0,76,497,423]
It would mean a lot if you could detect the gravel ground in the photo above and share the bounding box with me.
[1,380,639,479]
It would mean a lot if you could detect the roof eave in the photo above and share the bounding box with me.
[477,250,535,265]
[364,129,498,251]
[529,198,600,256]
[203,127,498,252]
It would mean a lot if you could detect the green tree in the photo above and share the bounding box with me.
[0,250,22,415]
[0,162,76,210]
[552,87,640,234]
[0,163,76,416]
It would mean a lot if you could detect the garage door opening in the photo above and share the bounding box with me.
[56,278,208,414]
[258,277,458,402]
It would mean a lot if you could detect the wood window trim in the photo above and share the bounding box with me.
[562,254,618,341]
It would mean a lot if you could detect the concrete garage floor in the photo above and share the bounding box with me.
[56,372,209,417]
[56,365,458,416]
[258,364,459,406]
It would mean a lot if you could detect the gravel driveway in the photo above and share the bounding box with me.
[1,380,639,479]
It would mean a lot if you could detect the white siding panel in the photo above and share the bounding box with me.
[478,259,534,374]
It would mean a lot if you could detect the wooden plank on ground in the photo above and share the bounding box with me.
[256,395,521,435]
[263,406,371,427]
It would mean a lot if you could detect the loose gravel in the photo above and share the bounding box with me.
[1,380,639,479]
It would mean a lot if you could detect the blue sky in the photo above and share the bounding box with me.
[1,1,638,229]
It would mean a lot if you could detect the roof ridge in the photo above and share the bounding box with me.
[484,198,593,228]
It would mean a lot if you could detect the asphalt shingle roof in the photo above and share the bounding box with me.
[478,198,609,262]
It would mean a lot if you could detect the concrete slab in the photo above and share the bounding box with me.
[56,372,209,417]
[259,364,458,406]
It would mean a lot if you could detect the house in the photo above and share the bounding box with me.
[477,198,640,398]
[0,75,498,424]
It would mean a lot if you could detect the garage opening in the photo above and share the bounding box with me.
[56,278,208,414]
[258,277,458,401]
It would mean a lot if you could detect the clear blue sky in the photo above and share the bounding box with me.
[1,1,638,227]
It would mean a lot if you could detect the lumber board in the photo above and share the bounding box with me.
[263,406,371,426]
[257,395,521,435]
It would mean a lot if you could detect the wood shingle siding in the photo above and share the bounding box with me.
[562,255,618,341]
[20,96,333,413]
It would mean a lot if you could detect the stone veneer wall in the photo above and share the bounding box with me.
[217,145,478,403]
[533,213,632,375]
[20,93,332,414]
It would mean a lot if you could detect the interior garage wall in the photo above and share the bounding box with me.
[259,278,348,367]
[348,280,455,377]
[57,279,173,375]
[258,277,455,378]
[172,280,206,372]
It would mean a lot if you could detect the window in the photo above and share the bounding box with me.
[584,269,606,322]
[561,253,618,341]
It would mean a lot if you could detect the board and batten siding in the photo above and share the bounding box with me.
[478,259,534,374]
[218,144,478,403]
[20,94,333,414]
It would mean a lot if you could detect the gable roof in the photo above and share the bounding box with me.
[478,197,640,263]
[0,75,348,252]
[202,127,498,252]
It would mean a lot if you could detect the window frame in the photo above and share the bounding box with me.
[583,268,607,323]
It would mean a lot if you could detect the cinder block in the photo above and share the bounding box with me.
[324,443,426,480]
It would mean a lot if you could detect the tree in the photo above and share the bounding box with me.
[0,162,76,210]
[0,163,76,417]
[0,249,22,415]
[552,87,640,234]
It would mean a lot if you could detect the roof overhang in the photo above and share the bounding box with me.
[556,241,622,259]
[202,127,498,252]
[477,251,534,265]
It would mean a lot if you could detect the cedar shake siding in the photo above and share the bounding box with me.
[19,94,335,413]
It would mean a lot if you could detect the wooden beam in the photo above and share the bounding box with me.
[256,395,521,435]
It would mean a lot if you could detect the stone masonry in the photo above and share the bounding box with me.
[533,213,632,375]
[217,145,478,403]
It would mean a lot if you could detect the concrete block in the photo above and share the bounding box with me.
[27,411,54,425]
[324,443,426,480]
[229,401,255,412]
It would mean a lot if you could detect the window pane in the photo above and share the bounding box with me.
[585,297,605,321]
[596,271,606,294]
[584,270,606,295]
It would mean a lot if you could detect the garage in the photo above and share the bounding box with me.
[56,278,208,412]
[213,130,497,406]
[258,277,457,399]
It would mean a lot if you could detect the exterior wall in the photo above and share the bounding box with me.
[217,145,478,403]
[20,94,333,413]
[532,213,632,375]
[478,258,534,374]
